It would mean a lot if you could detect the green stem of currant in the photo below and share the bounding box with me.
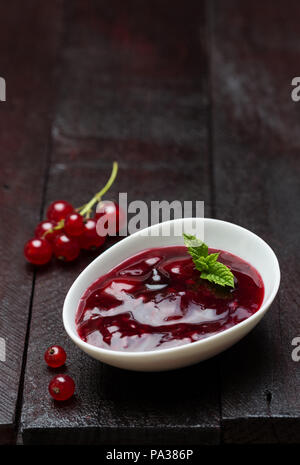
[79,161,118,218]
[42,162,118,238]
[43,219,65,237]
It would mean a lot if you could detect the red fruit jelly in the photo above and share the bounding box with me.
[76,246,264,352]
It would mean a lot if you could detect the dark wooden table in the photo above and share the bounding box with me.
[0,0,299,445]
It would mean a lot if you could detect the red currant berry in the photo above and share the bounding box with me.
[47,200,74,222]
[24,238,52,265]
[44,345,67,368]
[95,201,125,235]
[34,220,60,243]
[48,374,75,401]
[64,212,84,237]
[53,234,80,262]
[79,219,106,250]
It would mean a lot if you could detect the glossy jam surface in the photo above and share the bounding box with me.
[76,247,264,352]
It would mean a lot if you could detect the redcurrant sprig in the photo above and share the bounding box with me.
[24,161,124,265]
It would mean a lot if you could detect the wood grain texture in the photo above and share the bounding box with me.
[21,0,219,445]
[210,0,300,443]
[0,1,63,444]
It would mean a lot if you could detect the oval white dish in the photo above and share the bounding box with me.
[63,218,280,371]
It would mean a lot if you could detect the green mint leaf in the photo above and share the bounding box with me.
[194,256,209,271]
[183,233,208,260]
[183,234,235,288]
[200,262,235,287]
[204,252,219,265]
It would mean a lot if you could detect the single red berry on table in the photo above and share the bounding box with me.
[53,233,80,262]
[79,219,106,250]
[47,200,74,222]
[95,201,125,235]
[24,238,52,265]
[34,220,59,243]
[48,374,75,401]
[64,212,84,237]
[44,345,67,368]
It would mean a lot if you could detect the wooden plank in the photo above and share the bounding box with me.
[21,0,220,445]
[210,0,300,443]
[0,1,63,444]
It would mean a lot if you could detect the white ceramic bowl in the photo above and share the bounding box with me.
[63,218,280,371]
